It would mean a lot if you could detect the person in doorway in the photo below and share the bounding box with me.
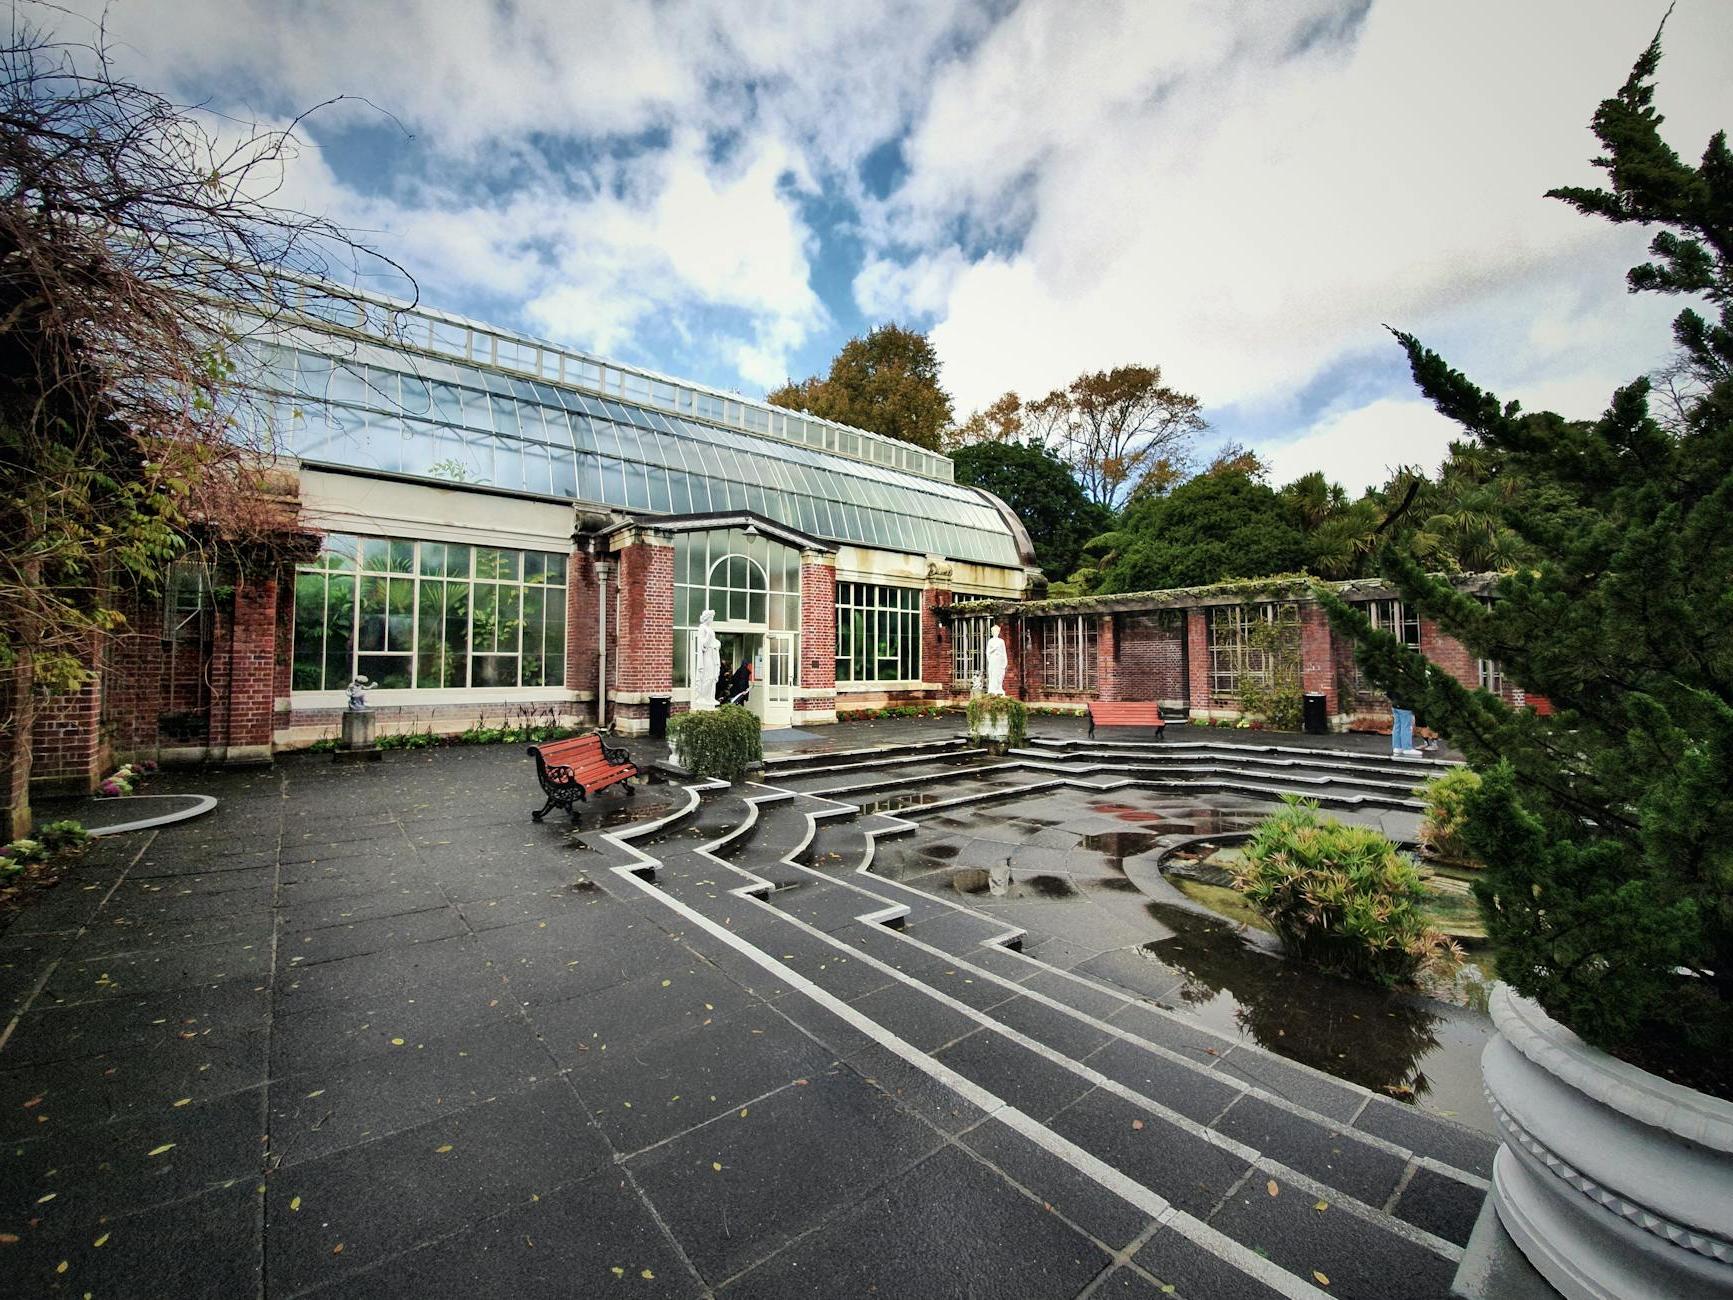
[728,659,752,705]
[716,660,732,705]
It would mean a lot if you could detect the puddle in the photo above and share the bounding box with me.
[1141,901,1493,1130]
[949,867,1080,901]
[922,843,960,860]
[1078,831,1162,868]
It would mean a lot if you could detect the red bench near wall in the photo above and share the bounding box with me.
[527,733,639,822]
[1087,701,1166,740]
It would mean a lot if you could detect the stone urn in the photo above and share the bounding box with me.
[1461,983,1733,1299]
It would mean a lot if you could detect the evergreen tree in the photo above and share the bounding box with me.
[1323,30,1732,1089]
[950,441,1109,581]
[1093,470,1308,593]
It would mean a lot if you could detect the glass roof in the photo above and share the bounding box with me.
[278,279,957,484]
[243,330,1023,569]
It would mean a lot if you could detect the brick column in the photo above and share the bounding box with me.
[208,571,279,764]
[29,632,106,795]
[609,529,673,735]
[1186,608,1210,711]
[1095,614,1119,701]
[797,550,836,723]
[566,547,600,727]
[1419,619,1478,689]
[920,576,952,697]
[1298,602,1339,719]
[1002,615,1025,700]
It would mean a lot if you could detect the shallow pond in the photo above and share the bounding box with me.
[1140,901,1494,1132]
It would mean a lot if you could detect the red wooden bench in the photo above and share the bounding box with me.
[528,734,639,821]
[1087,701,1166,740]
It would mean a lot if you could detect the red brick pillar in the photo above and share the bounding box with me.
[1186,608,1210,712]
[1419,619,1478,689]
[28,632,106,794]
[1298,602,1339,721]
[1095,614,1118,701]
[209,571,279,764]
[797,551,836,723]
[609,528,673,735]
[920,573,952,697]
[566,547,600,727]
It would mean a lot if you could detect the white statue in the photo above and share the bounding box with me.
[346,676,373,711]
[985,624,1007,696]
[691,610,720,711]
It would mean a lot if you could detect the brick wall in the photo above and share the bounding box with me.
[610,534,673,731]
[1298,603,1339,717]
[566,548,600,725]
[1094,614,1120,700]
[207,572,279,759]
[921,586,951,687]
[797,555,836,716]
[1185,608,1210,710]
[1111,613,1186,702]
[29,632,104,790]
[1420,618,1478,689]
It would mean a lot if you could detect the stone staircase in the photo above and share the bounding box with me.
[586,744,1496,1300]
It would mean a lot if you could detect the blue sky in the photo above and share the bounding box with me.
[67,0,1733,492]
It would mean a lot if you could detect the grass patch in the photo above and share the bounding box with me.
[1173,878,1274,933]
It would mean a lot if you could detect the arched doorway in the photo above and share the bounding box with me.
[672,527,800,727]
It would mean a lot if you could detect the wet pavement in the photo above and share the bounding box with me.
[868,782,1493,1131]
[0,722,1495,1298]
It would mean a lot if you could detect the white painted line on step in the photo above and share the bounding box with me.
[608,862,1195,1245]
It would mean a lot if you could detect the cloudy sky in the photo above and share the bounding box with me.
[60,0,1733,492]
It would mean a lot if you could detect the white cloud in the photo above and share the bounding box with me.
[870,0,1732,479]
[1259,398,1462,494]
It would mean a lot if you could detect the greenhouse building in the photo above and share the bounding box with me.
[16,285,1038,794]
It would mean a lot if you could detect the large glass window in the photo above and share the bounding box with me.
[951,610,991,685]
[293,533,566,691]
[1206,603,1300,704]
[836,582,922,683]
[671,529,801,688]
[1030,615,1098,694]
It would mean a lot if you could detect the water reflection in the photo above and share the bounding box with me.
[1078,831,1161,869]
[950,867,1081,900]
[1143,901,1452,1105]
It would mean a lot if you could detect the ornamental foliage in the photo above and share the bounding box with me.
[966,694,1027,750]
[667,705,762,783]
[1322,31,1732,1087]
[1231,798,1458,985]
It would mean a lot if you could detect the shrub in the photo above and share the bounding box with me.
[667,705,761,782]
[1230,797,1460,985]
[37,821,88,854]
[1417,768,1482,866]
[2,838,46,866]
[966,695,1027,749]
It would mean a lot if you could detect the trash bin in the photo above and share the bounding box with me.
[648,695,672,740]
[1302,692,1329,736]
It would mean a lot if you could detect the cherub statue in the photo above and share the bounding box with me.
[346,676,374,712]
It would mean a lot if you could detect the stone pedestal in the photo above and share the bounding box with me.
[334,709,382,763]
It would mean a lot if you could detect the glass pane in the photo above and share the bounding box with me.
[357,654,411,690]
[418,543,446,577]
[387,577,414,650]
[357,575,388,651]
[472,584,498,652]
[292,572,325,689]
[544,612,564,686]
[415,585,445,687]
[472,654,515,688]
[324,575,354,687]
[443,583,469,687]
[360,537,393,572]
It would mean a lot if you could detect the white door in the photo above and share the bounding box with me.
[763,631,796,727]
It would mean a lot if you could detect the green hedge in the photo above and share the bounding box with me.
[1417,768,1483,867]
[667,705,762,782]
[1230,797,1459,985]
[966,695,1027,749]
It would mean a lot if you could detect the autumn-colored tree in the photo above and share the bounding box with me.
[767,323,954,452]
[1022,365,1206,509]
[0,19,396,835]
[947,391,1023,447]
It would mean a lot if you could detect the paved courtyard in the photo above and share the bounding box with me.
[0,720,1497,1298]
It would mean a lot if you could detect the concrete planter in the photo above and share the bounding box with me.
[1468,983,1733,1299]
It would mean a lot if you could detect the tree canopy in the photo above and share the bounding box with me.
[0,21,391,835]
[1323,29,1733,1088]
[1021,365,1206,509]
[1090,469,1309,593]
[766,323,954,452]
[950,440,1109,581]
